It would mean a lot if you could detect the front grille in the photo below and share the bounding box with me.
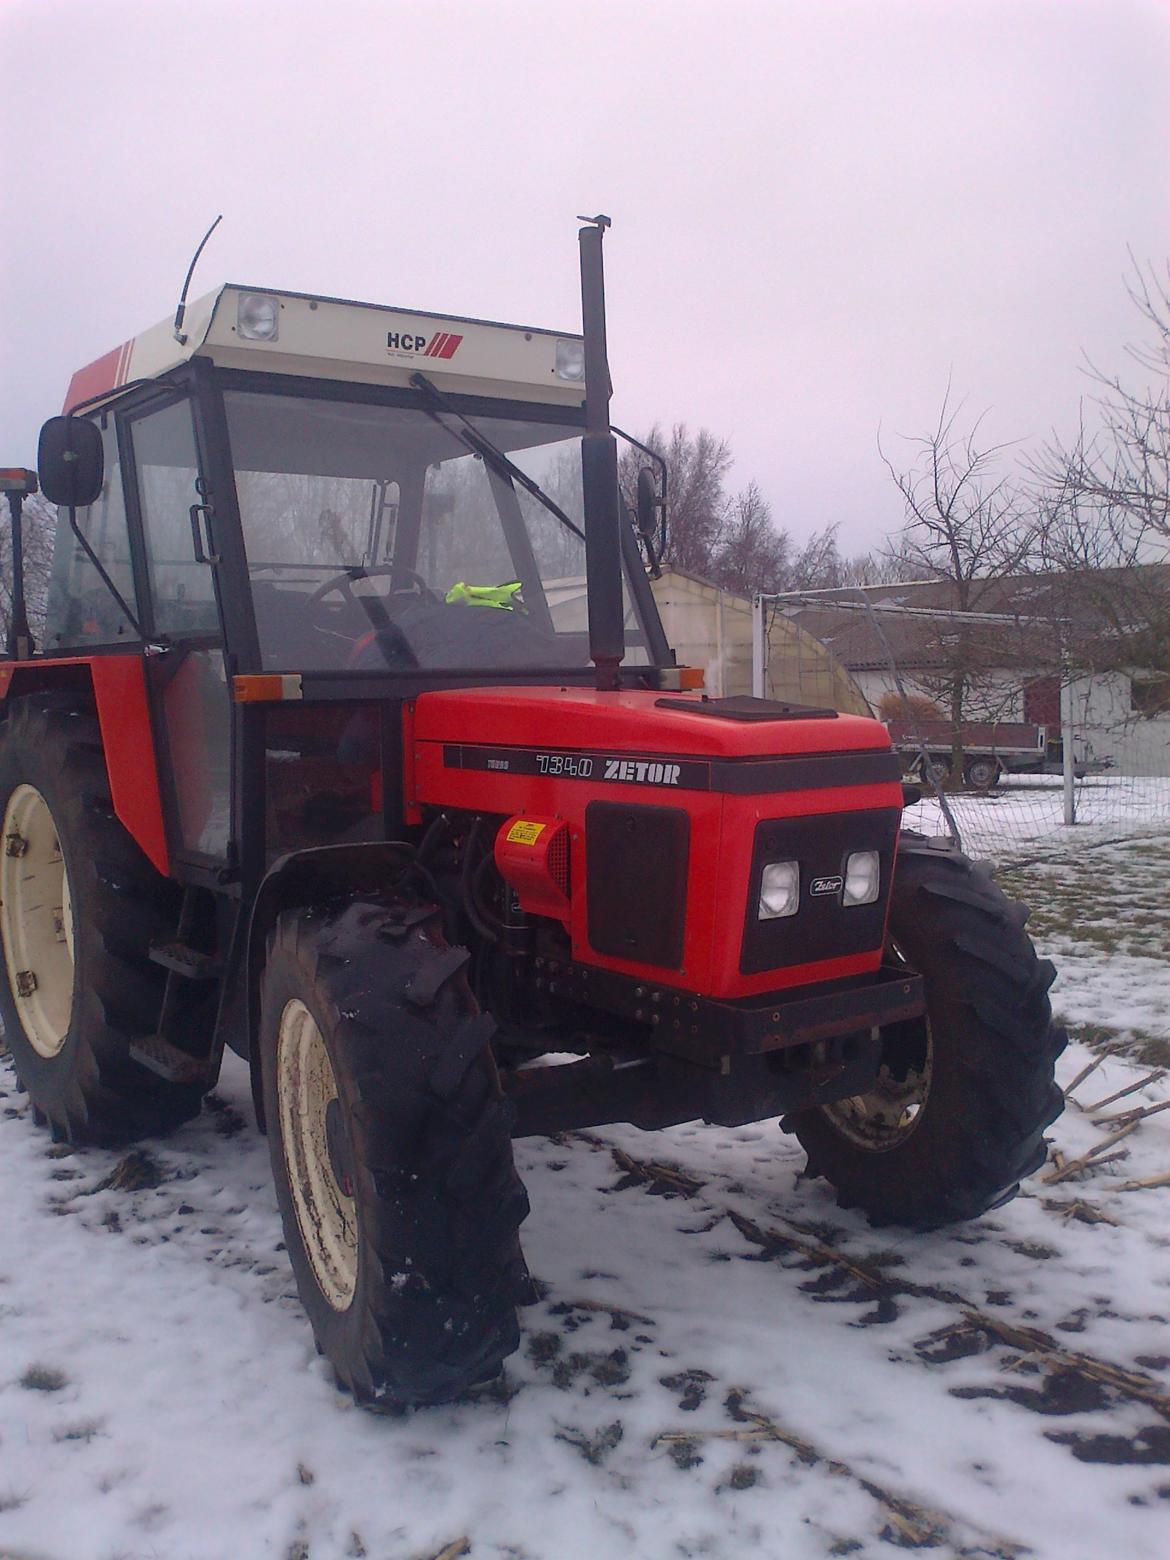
[586,801,690,969]
[740,809,901,975]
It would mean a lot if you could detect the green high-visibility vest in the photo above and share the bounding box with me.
[445,580,523,609]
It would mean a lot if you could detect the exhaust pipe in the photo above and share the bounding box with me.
[578,215,624,692]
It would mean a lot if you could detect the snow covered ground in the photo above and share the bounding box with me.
[902,773,1170,863]
[2,832,1168,1560]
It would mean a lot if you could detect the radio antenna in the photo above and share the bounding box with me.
[173,214,223,344]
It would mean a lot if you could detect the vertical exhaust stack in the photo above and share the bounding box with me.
[578,215,625,692]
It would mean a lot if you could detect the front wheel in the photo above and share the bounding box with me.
[789,841,1065,1227]
[259,897,529,1408]
[963,756,1001,789]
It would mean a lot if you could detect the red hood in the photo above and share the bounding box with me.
[411,687,890,759]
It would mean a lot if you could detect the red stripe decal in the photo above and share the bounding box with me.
[62,342,127,413]
[438,333,463,359]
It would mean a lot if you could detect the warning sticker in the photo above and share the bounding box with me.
[505,820,547,846]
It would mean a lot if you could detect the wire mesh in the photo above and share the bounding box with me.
[758,589,1170,864]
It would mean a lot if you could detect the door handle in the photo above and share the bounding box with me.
[189,503,220,565]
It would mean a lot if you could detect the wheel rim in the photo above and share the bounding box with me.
[0,784,75,1058]
[276,998,358,1310]
[821,948,933,1152]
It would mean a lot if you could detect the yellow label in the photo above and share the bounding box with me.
[505,820,547,846]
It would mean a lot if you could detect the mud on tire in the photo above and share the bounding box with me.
[0,693,205,1143]
[790,840,1067,1227]
[258,897,529,1409]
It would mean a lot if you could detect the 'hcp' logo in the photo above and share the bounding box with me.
[810,875,844,897]
[387,330,463,359]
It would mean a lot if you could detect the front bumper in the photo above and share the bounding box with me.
[534,955,925,1066]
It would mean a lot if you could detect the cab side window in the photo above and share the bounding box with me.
[132,399,220,637]
[43,418,139,649]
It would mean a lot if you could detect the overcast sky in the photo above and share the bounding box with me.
[2,0,1168,554]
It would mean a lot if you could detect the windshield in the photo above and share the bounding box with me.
[224,390,654,673]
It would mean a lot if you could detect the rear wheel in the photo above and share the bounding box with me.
[0,694,205,1142]
[789,842,1066,1227]
[259,896,529,1408]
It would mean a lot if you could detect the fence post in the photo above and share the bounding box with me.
[1061,665,1077,827]
[752,594,766,698]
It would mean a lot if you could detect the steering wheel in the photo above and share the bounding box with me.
[306,565,439,618]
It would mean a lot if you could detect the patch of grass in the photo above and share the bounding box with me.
[85,1150,164,1195]
[998,837,1170,965]
[554,1419,624,1465]
[53,1418,104,1443]
[1067,1022,1170,1070]
[20,1362,68,1392]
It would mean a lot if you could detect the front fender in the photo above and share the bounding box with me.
[243,841,421,1128]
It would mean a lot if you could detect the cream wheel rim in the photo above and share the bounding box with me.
[276,998,358,1310]
[0,785,75,1059]
[821,944,933,1152]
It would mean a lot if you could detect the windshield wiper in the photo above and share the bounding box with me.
[410,371,585,543]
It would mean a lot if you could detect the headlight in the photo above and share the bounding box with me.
[555,339,585,380]
[843,850,880,906]
[758,860,800,920]
[237,293,280,341]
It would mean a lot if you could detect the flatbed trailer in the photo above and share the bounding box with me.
[885,720,1053,789]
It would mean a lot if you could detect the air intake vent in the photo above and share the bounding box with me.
[546,827,569,897]
[493,816,571,924]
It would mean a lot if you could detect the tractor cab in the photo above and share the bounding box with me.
[31,270,673,878]
[47,290,666,680]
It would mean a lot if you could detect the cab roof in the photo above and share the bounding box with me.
[64,284,586,415]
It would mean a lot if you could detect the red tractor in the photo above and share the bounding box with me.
[0,221,1064,1408]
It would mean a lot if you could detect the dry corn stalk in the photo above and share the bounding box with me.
[1062,1048,1114,1102]
[1043,1122,1139,1184]
[1083,1069,1166,1113]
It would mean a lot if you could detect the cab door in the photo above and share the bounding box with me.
[120,373,257,878]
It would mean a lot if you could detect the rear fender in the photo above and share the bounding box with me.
[0,656,169,875]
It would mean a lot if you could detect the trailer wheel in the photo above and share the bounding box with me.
[789,844,1065,1227]
[0,694,205,1142]
[259,898,529,1409]
[915,755,952,785]
[963,756,1001,789]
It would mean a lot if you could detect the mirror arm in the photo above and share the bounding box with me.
[612,424,669,561]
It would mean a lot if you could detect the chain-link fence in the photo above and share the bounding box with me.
[753,586,1170,863]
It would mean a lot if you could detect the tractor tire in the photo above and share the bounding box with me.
[789,841,1066,1227]
[0,693,205,1142]
[963,756,1001,790]
[258,897,529,1409]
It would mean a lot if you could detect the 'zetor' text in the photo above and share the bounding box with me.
[603,759,681,785]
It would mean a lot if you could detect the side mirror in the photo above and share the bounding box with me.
[636,466,659,538]
[37,415,104,508]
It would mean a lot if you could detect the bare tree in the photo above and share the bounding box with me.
[880,390,1040,778]
[620,423,734,576]
[711,481,790,594]
[788,524,846,591]
[1039,257,1170,547]
[0,493,56,646]
[841,547,921,587]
